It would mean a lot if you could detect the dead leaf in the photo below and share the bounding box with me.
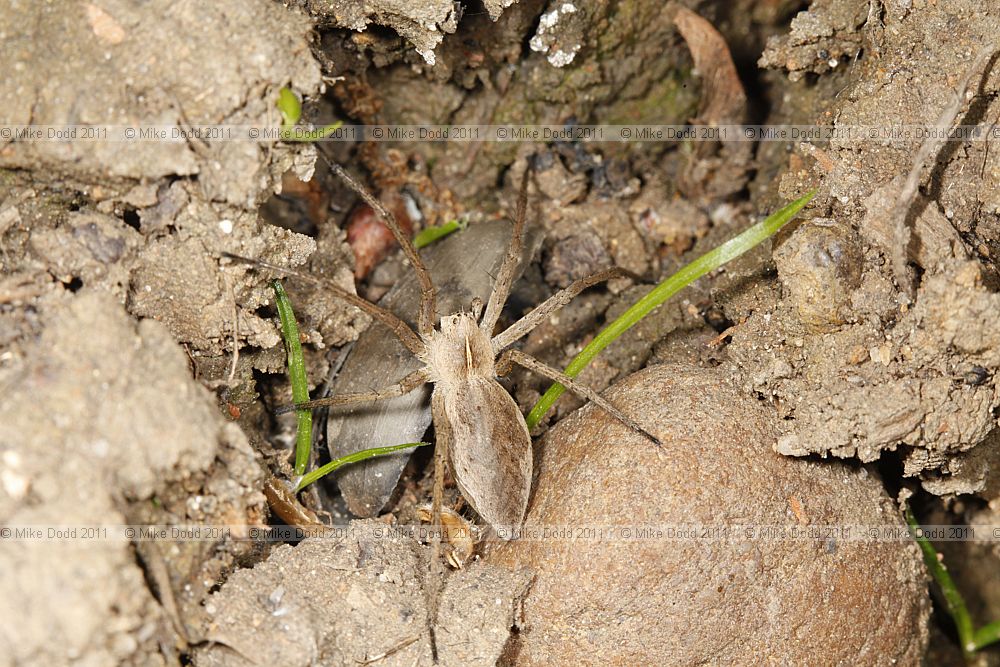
[673,6,747,125]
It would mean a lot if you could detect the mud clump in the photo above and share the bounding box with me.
[0,0,345,357]
[486,364,930,666]
[748,0,1000,490]
[0,291,264,665]
[774,217,863,332]
[194,520,531,667]
[736,259,1000,476]
[758,0,867,80]
[1,0,321,206]
[297,0,465,66]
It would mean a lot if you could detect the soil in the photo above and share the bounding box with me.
[2,0,1000,665]
[195,520,531,667]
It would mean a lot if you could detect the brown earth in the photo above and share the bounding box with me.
[2,0,999,664]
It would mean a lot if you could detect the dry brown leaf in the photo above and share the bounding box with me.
[673,6,746,125]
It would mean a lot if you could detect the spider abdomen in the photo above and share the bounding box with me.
[435,378,532,535]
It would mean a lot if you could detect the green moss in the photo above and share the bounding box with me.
[601,68,698,126]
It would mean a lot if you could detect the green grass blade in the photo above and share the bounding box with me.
[295,442,430,491]
[270,270,431,494]
[271,280,312,476]
[526,190,816,429]
[905,506,976,657]
[413,219,465,249]
[277,86,342,142]
[973,621,1000,651]
[277,87,303,126]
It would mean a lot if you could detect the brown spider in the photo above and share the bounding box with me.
[243,160,658,533]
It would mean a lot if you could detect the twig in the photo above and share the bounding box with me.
[356,636,420,665]
[890,45,995,297]
[224,272,239,386]
[706,318,746,348]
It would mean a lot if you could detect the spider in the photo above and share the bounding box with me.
[232,156,659,535]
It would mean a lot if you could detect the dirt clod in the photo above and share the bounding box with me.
[194,521,531,667]
[774,217,863,332]
[0,291,263,665]
[759,0,867,80]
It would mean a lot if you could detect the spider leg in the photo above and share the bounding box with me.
[497,349,661,447]
[221,253,424,356]
[480,163,530,335]
[275,368,429,413]
[491,267,635,352]
[320,153,438,337]
[426,390,452,661]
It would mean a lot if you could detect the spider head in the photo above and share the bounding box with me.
[423,312,495,383]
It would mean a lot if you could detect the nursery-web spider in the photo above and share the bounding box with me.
[228,153,660,658]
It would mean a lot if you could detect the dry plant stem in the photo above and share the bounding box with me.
[221,253,424,354]
[492,266,633,351]
[320,153,438,336]
[891,45,995,296]
[481,167,530,335]
[497,349,661,446]
[138,540,191,643]
[359,636,421,665]
[224,272,239,385]
[263,475,324,528]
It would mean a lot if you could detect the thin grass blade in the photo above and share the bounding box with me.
[272,280,312,476]
[296,442,430,491]
[526,190,816,429]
